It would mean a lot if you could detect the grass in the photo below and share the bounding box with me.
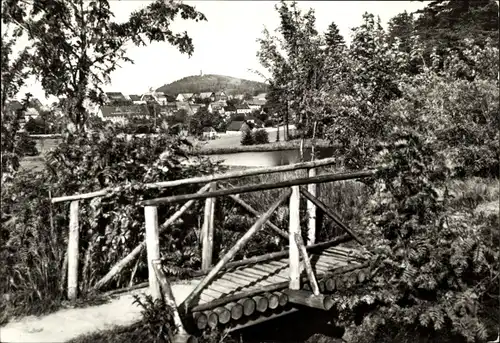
[67,322,153,343]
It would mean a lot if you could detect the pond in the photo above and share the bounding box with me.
[206,147,336,167]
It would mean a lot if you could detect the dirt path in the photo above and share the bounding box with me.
[0,279,199,343]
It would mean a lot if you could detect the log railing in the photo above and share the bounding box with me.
[51,157,375,306]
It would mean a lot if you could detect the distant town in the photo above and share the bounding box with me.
[5,84,272,140]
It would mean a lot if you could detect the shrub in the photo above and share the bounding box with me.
[240,129,254,145]
[1,126,223,321]
[332,130,499,343]
[17,132,39,156]
[1,106,39,180]
[253,129,269,144]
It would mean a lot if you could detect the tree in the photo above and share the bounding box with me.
[324,21,345,51]
[1,23,34,179]
[253,129,269,144]
[243,93,253,101]
[188,107,224,136]
[414,0,499,66]
[1,94,38,180]
[2,0,207,131]
[240,128,254,145]
[257,1,325,140]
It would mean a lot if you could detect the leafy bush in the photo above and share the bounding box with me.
[240,129,254,145]
[1,170,65,324]
[1,105,39,180]
[264,119,274,127]
[331,130,499,342]
[1,126,223,321]
[132,295,177,343]
[253,129,269,144]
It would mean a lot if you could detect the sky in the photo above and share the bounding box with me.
[15,0,427,105]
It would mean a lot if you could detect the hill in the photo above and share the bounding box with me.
[156,74,268,96]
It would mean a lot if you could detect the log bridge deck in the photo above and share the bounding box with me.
[182,242,371,332]
[51,158,378,343]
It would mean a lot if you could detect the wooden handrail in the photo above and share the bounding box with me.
[140,170,377,206]
[51,157,339,203]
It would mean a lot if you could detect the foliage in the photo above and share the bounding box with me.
[254,2,499,341]
[189,107,226,135]
[0,24,31,114]
[132,294,177,343]
[1,95,39,181]
[2,0,206,130]
[240,128,254,146]
[1,126,223,321]
[414,0,498,65]
[0,170,65,324]
[253,129,269,144]
[25,109,66,134]
[334,136,499,341]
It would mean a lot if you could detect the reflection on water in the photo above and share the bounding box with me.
[207,147,335,167]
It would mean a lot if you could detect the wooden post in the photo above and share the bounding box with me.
[67,200,80,301]
[306,167,317,245]
[289,186,301,290]
[145,206,161,300]
[202,182,216,271]
[294,233,320,295]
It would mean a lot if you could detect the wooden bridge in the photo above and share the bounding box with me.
[51,157,378,343]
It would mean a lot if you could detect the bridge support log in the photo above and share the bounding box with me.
[284,289,334,311]
[289,186,301,290]
[225,302,244,320]
[265,292,279,309]
[213,306,231,324]
[274,291,288,307]
[238,298,256,316]
[193,312,208,330]
[205,311,218,329]
[202,182,216,271]
[253,295,269,313]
